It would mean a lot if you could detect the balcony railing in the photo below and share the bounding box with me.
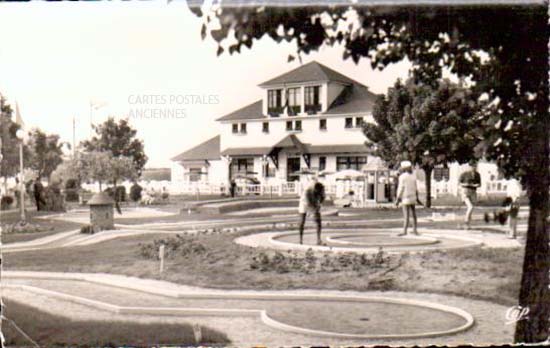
[268,106,284,116]
[305,104,322,114]
[287,105,301,116]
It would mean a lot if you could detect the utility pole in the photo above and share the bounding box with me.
[0,135,4,348]
[72,116,76,157]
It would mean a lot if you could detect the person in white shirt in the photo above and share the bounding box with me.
[395,161,423,236]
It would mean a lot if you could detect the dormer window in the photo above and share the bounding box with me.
[305,86,321,114]
[268,89,283,116]
[232,123,239,133]
[355,117,364,128]
[285,87,301,116]
[262,122,269,133]
[240,123,247,134]
[345,117,353,129]
[319,119,327,130]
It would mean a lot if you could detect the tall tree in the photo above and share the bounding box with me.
[0,95,30,185]
[364,78,482,207]
[81,117,147,175]
[188,2,549,342]
[27,129,65,182]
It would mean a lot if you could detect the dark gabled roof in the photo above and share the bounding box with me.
[259,61,359,87]
[220,147,272,156]
[324,83,380,115]
[272,134,309,153]
[306,144,369,154]
[171,135,220,162]
[216,100,265,121]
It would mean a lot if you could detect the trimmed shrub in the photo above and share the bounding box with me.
[130,183,143,202]
[1,196,14,210]
[65,178,79,189]
[80,225,95,234]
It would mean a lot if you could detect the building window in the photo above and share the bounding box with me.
[355,117,364,128]
[319,156,326,171]
[268,89,283,115]
[433,166,450,181]
[305,86,321,113]
[240,123,247,134]
[232,123,238,133]
[286,88,301,115]
[319,119,327,130]
[188,168,202,182]
[336,156,367,171]
[262,122,269,133]
[286,121,293,131]
[286,121,302,131]
[264,163,276,177]
[232,158,254,176]
[345,118,353,128]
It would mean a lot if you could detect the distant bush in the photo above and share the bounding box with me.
[65,178,79,189]
[1,196,14,210]
[64,178,80,202]
[130,183,143,202]
[80,225,95,234]
[64,189,79,202]
[250,248,390,274]
[105,186,127,202]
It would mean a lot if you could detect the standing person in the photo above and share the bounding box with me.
[505,178,522,239]
[459,161,481,230]
[33,179,45,211]
[229,179,236,198]
[395,161,423,236]
[298,175,325,245]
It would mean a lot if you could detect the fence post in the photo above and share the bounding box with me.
[159,244,165,274]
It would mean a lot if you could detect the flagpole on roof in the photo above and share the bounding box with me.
[14,100,26,223]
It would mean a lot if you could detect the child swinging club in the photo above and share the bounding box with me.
[298,174,326,245]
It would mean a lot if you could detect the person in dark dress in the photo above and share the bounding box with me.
[33,180,46,211]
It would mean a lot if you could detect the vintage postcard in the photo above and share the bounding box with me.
[0,0,548,347]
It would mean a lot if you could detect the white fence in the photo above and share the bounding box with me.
[170,181,366,199]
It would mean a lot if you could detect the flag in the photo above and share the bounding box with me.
[13,100,28,141]
[13,101,25,130]
[90,99,108,111]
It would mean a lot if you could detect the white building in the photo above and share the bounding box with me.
[171,61,513,199]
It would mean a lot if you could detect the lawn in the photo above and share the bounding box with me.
[5,218,524,307]
[2,299,229,347]
[1,209,83,244]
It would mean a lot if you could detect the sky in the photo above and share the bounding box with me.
[0,0,410,168]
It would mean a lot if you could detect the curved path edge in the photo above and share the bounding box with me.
[3,271,474,340]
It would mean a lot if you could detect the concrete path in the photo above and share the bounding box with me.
[2,271,514,347]
[235,226,523,254]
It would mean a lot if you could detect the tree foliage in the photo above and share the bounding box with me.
[53,151,137,191]
[0,95,30,180]
[27,129,65,181]
[81,117,147,175]
[364,78,483,206]
[187,2,548,342]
